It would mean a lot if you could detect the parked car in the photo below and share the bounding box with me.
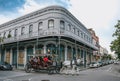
[0,62,13,70]
[89,62,99,68]
[98,61,103,67]
[114,60,119,64]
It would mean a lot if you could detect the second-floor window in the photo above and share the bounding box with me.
[60,20,65,30]
[8,31,12,38]
[4,32,6,38]
[81,32,83,38]
[73,27,75,34]
[14,29,17,37]
[48,19,54,29]
[21,27,25,35]
[38,22,43,31]
[68,24,71,31]
[77,30,79,36]
[29,24,33,34]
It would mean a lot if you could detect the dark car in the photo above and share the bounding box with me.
[0,62,13,70]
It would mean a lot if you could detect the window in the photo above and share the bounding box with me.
[60,20,65,30]
[77,30,79,36]
[4,32,6,38]
[81,32,83,38]
[68,24,71,31]
[29,25,33,34]
[48,19,54,28]
[8,31,12,38]
[38,22,43,31]
[21,27,25,35]
[73,27,75,34]
[14,29,17,37]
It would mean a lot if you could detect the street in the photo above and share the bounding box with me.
[0,64,120,81]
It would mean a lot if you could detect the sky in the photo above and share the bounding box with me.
[0,0,120,54]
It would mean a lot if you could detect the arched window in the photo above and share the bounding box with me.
[21,27,25,35]
[68,24,71,31]
[4,32,6,38]
[60,20,65,30]
[14,29,17,37]
[38,22,43,31]
[48,19,54,28]
[29,24,33,34]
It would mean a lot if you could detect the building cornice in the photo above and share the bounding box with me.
[0,5,90,34]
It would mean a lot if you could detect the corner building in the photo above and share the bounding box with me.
[0,6,98,69]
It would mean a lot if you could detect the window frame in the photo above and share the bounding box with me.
[60,20,65,30]
[48,19,54,29]
[21,27,25,35]
[29,24,33,34]
[14,29,18,37]
[38,22,43,31]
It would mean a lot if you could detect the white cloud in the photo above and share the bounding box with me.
[0,15,12,25]
[69,0,118,30]
[18,0,50,15]
[69,0,119,53]
[18,0,69,15]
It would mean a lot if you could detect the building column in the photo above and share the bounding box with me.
[33,44,35,54]
[44,45,46,54]
[76,47,78,59]
[71,47,73,60]
[65,45,67,61]
[24,47,27,67]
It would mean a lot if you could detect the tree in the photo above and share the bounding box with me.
[110,20,120,59]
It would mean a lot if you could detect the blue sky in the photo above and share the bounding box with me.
[0,0,120,54]
[0,0,25,13]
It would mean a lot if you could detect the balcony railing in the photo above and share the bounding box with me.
[2,28,98,50]
[3,28,59,44]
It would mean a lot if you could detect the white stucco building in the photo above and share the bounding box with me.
[0,5,98,69]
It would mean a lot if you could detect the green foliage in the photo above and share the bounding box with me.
[7,34,12,38]
[0,37,3,43]
[110,20,120,59]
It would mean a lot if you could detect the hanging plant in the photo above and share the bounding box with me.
[8,34,12,38]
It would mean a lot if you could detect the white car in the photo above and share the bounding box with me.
[89,62,99,68]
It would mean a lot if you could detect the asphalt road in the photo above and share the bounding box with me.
[0,64,120,81]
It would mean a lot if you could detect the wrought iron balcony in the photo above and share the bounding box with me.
[2,28,98,50]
